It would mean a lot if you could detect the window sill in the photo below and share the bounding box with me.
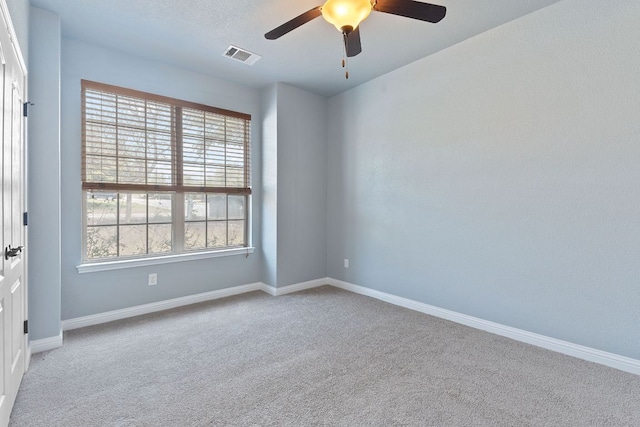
[76,247,255,273]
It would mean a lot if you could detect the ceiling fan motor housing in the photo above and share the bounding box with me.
[341,25,354,34]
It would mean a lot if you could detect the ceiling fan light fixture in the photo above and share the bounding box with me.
[321,0,372,33]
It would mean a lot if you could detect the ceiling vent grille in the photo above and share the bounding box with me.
[223,45,261,65]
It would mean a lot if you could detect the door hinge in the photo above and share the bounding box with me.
[23,101,34,117]
[23,211,28,226]
[23,320,28,334]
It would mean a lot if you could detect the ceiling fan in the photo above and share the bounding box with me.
[265,0,446,76]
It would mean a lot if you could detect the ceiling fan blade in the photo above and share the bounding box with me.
[345,27,362,57]
[373,0,446,23]
[264,6,323,40]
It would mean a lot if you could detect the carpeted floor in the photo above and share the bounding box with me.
[10,286,640,426]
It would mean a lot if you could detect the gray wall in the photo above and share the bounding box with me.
[275,84,327,287]
[326,0,640,359]
[260,85,278,287]
[60,39,263,319]
[27,7,61,340]
[261,83,328,287]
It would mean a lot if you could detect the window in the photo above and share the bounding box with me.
[82,80,251,262]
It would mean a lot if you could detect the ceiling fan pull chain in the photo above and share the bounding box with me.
[343,55,349,79]
[343,31,349,79]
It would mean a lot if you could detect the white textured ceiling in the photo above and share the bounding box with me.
[30,0,562,97]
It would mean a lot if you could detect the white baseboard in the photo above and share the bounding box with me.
[61,278,329,333]
[327,278,640,376]
[260,277,328,296]
[62,282,264,331]
[30,332,63,354]
[49,276,640,376]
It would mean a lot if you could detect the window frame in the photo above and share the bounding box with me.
[80,80,252,264]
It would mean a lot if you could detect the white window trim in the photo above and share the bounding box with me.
[81,81,252,264]
[76,246,254,273]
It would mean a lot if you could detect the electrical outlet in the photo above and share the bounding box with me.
[148,273,158,286]
[344,259,349,268]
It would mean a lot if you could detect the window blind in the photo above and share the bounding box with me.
[81,80,251,195]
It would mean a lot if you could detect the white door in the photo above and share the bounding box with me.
[0,3,26,424]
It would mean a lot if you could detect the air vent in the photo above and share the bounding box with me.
[223,45,261,65]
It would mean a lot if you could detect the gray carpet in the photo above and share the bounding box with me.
[10,286,640,426]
